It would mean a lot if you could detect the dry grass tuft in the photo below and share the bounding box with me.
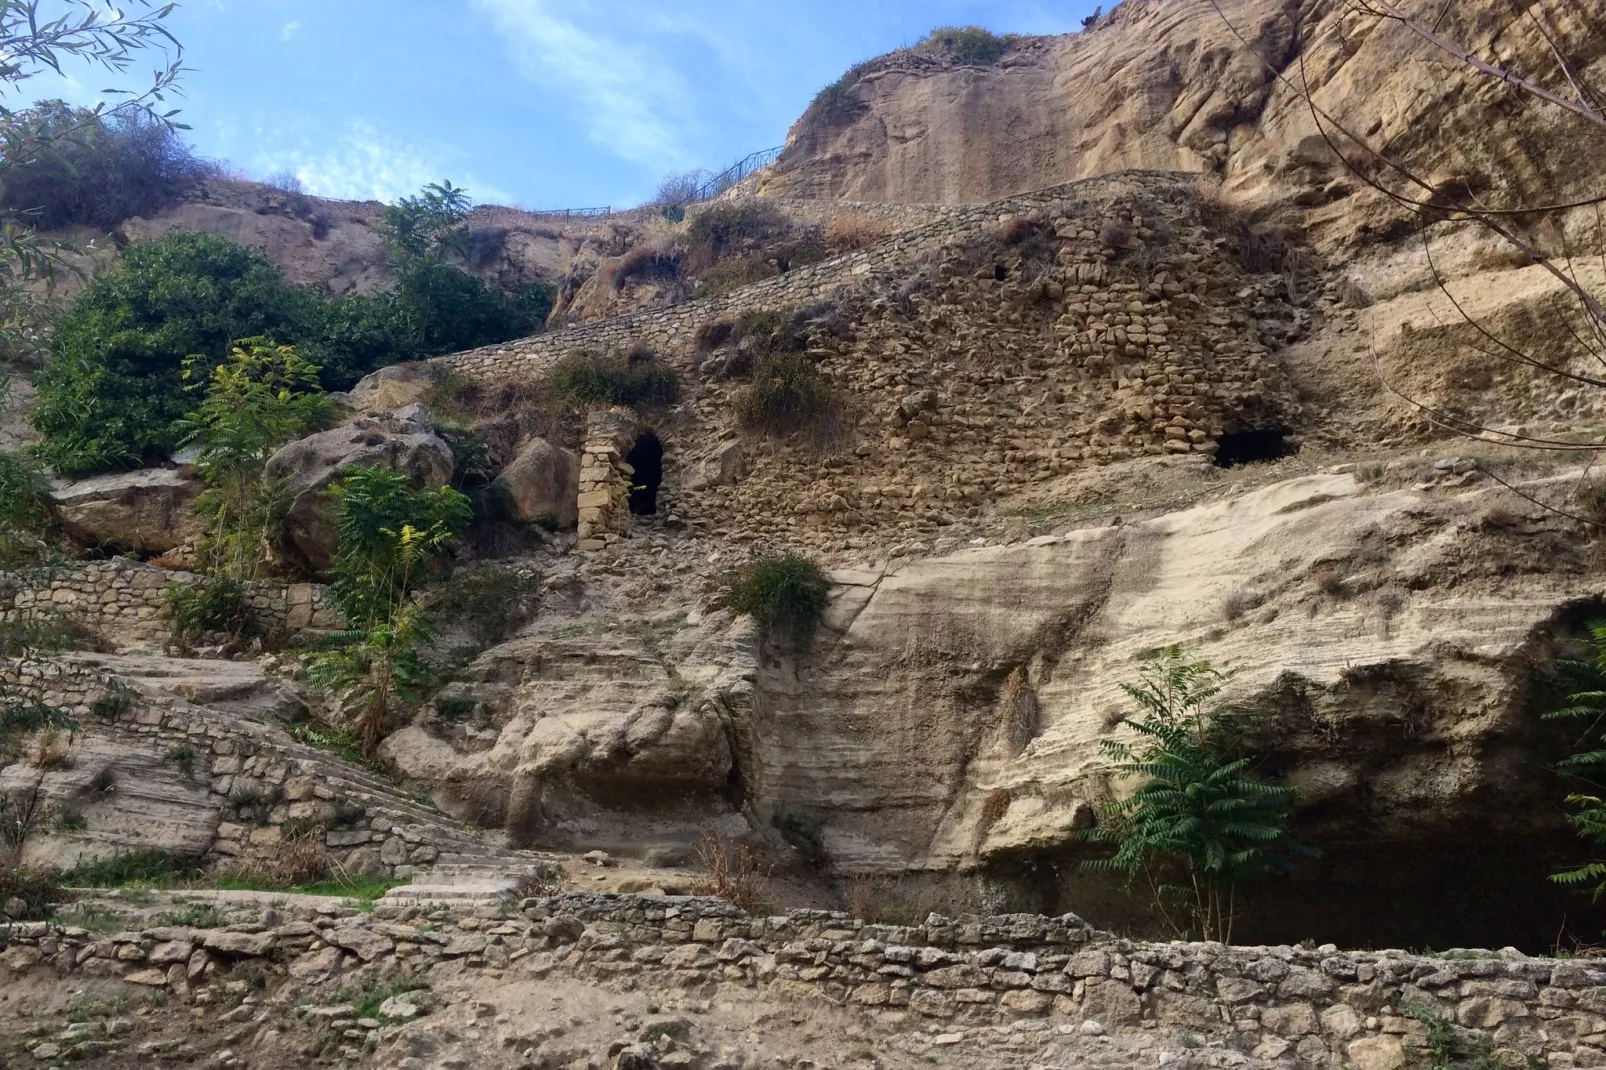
[693,829,770,913]
[824,211,892,253]
[216,830,331,889]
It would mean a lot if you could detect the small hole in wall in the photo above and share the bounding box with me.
[1213,427,1297,469]
[627,432,663,516]
[994,263,1009,281]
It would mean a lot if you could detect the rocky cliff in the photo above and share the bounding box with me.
[762,0,1606,251]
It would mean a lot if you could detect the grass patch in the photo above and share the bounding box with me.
[212,875,404,908]
[0,868,71,920]
[732,353,843,440]
[917,26,1018,64]
[66,851,203,889]
[720,554,832,647]
[152,902,225,929]
[548,347,679,409]
[333,977,430,1022]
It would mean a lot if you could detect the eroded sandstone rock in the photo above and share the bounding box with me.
[264,403,453,570]
[50,468,206,555]
[492,437,580,528]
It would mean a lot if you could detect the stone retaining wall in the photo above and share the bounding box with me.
[1,657,493,880]
[432,171,1201,383]
[0,557,339,649]
[2,892,1601,1070]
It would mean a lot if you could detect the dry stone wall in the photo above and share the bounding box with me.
[433,170,1309,554]
[3,892,1602,1070]
[0,557,339,649]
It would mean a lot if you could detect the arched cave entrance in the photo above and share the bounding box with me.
[1213,426,1297,469]
[627,432,663,516]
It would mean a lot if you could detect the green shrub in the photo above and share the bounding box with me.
[722,554,832,644]
[917,26,1017,65]
[685,202,791,269]
[693,257,777,298]
[30,232,332,474]
[0,446,54,568]
[164,577,258,641]
[548,348,679,409]
[803,62,873,127]
[732,353,841,439]
[0,100,216,229]
[32,187,554,475]
[1079,647,1315,943]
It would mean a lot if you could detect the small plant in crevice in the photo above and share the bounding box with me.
[513,863,565,900]
[164,576,259,643]
[1079,646,1315,944]
[719,554,832,648]
[165,745,196,778]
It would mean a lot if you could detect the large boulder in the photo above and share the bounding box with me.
[50,468,206,555]
[264,404,453,571]
[491,437,579,529]
[343,364,435,414]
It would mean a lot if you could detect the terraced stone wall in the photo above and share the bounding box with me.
[430,171,1310,553]
[3,892,1601,1070]
[0,557,339,649]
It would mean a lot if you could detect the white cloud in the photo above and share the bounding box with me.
[469,0,698,171]
[252,121,512,205]
[281,21,301,41]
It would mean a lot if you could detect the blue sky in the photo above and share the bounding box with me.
[19,0,1098,210]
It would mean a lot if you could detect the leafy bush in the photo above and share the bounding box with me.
[732,353,841,439]
[917,26,1017,65]
[30,232,332,474]
[548,348,679,409]
[0,444,54,568]
[0,100,216,229]
[722,554,832,645]
[164,576,256,641]
[1079,647,1315,943]
[176,340,332,590]
[32,187,553,475]
[309,466,471,754]
[1544,622,1606,896]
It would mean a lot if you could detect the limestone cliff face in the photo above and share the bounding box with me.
[763,0,1606,250]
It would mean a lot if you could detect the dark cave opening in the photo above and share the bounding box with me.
[626,432,663,516]
[1213,426,1297,468]
[994,263,1009,281]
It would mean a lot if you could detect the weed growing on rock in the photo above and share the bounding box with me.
[720,554,832,647]
[1080,646,1315,943]
[164,576,258,643]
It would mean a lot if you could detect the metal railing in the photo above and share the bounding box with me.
[674,145,784,207]
[522,145,785,221]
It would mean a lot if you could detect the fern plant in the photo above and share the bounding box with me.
[1543,621,1606,896]
[1080,646,1315,943]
